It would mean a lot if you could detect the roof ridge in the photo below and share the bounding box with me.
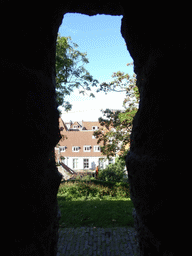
[82,121,99,122]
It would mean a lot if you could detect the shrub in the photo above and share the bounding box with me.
[98,157,127,182]
[57,180,131,200]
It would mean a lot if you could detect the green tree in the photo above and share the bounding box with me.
[94,69,139,159]
[55,34,99,111]
[98,157,126,182]
[97,71,138,109]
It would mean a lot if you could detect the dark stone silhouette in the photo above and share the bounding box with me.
[2,1,190,255]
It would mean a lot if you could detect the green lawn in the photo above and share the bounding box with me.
[57,180,135,228]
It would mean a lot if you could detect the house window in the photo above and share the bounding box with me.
[84,145,91,152]
[94,146,100,152]
[72,146,79,152]
[109,158,113,165]
[73,158,78,169]
[59,146,65,152]
[83,158,89,169]
[92,126,98,130]
[99,158,104,169]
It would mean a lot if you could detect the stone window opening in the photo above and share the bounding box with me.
[7,3,188,255]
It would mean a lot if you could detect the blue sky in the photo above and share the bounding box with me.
[58,13,134,121]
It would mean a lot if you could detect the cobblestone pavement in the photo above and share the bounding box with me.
[57,227,139,256]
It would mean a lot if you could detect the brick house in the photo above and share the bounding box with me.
[55,117,116,171]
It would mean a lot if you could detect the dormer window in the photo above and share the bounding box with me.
[72,146,79,152]
[84,145,91,152]
[92,126,98,130]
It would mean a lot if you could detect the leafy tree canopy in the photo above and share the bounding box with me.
[94,68,140,159]
[55,34,99,111]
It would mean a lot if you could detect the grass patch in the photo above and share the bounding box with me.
[57,180,135,228]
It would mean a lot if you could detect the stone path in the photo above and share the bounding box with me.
[57,227,139,256]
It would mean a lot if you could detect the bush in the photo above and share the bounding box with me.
[58,180,131,200]
[98,157,127,182]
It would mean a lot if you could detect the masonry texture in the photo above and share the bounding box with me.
[57,227,138,256]
[2,1,191,255]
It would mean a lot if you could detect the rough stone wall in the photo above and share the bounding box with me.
[2,1,191,255]
[123,5,191,256]
[2,3,64,256]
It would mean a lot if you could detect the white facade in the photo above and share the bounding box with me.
[58,155,115,171]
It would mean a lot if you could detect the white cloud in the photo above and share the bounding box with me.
[60,90,126,121]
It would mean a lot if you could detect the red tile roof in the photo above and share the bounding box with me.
[57,118,105,157]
